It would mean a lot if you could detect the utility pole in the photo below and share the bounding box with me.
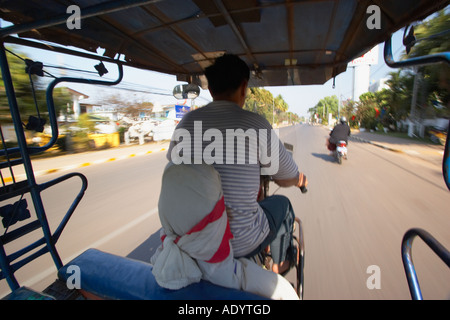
[272,96,275,126]
[408,68,420,137]
[338,95,341,119]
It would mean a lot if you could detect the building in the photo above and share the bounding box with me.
[62,86,187,122]
[58,88,89,121]
[369,77,389,93]
[84,104,120,121]
[348,45,379,101]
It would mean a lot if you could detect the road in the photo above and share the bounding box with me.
[278,124,450,299]
[1,124,449,299]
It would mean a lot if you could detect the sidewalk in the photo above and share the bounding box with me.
[3,130,447,183]
[350,129,445,167]
[4,140,171,183]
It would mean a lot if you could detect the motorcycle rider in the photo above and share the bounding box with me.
[327,116,351,153]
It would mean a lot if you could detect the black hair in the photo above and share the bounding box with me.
[204,54,250,96]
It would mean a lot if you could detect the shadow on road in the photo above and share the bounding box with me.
[311,152,336,164]
[126,229,162,262]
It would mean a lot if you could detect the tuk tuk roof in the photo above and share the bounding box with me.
[0,0,448,87]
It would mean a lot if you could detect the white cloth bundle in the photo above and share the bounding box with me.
[150,163,298,300]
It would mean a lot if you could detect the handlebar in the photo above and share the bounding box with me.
[260,174,308,198]
[299,174,308,193]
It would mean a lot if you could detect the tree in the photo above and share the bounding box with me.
[0,47,74,126]
[354,90,397,130]
[274,94,288,113]
[374,88,396,128]
[340,99,357,127]
[277,111,300,124]
[355,92,377,129]
[244,87,272,120]
[77,113,96,132]
[244,87,295,125]
[124,101,154,118]
[385,70,413,121]
[53,87,76,120]
[0,48,45,122]
[308,95,339,124]
[102,93,154,119]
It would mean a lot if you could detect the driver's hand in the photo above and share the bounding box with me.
[298,172,308,188]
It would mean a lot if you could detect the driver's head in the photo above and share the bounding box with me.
[204,54,250,103]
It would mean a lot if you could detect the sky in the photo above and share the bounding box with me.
[3,19,405,120]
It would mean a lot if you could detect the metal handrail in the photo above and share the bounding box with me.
[401,228,450,300]
[0,40,117,291]
[40,172,88,242]
[0,61,124,158]
[385,31,450,299]
[0,172,87,290]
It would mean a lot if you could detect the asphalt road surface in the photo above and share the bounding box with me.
[1,124,449,299]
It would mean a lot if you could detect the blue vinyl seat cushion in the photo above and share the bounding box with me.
[58,248,266,300]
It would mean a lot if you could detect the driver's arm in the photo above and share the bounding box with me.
[274,172,307,188]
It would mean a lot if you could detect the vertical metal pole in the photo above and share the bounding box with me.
[0,42,22,290]
[0,42,63,270]
[0,240,20,290]
[401,236,423,300]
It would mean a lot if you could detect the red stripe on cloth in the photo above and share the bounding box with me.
[185,195,226,235]
[206,220,233,263]
[163,196,233,263]
[163,196,226,244]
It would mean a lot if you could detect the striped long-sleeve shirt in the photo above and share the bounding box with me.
[166,100,299,257]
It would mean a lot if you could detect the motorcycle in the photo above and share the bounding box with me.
[335,140,348,164]
[255,143,306,299]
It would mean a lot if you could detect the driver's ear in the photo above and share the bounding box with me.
[240,79,248,98]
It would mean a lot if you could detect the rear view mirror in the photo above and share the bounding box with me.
[173,84,200,100]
